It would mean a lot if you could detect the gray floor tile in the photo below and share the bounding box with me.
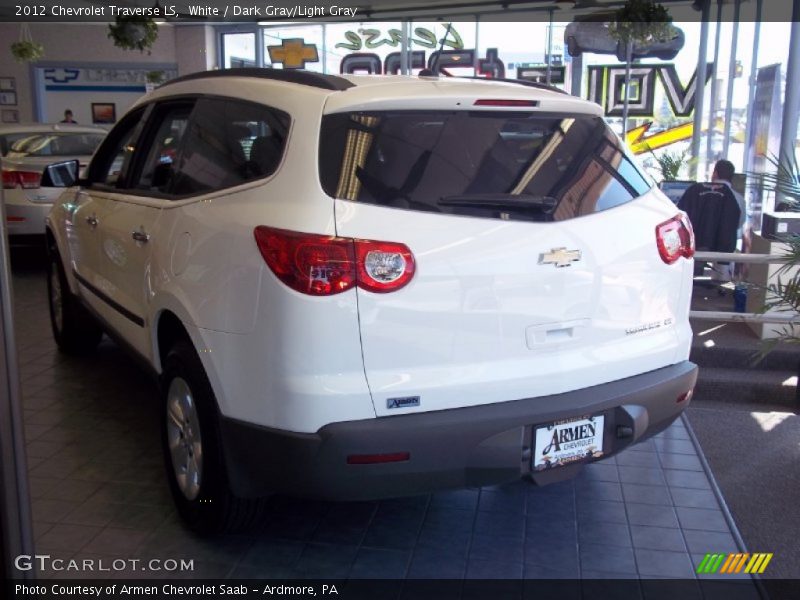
[524,537,579,573]
[575,480,624,502]
[36,523,103,553]
[361,510,424,549]
[635,548,696,578]
[293,543,358,579]
[523,563,579,578]
[82,527,150,556]
[630,525,686,552]
[653,438,697,456]
[682,530,740,554]
[582,462,620,482]
[465,558,523,579]
[616,451,661,468]
[469,533,523,564]
[664,470,713,490]
[421,506,475,534]
[622,483,673,506]
[669,487,719,509]
[473,510,525,539]
[619,466,667,486]
[576,499,628,524]
[429,489,479,511]
[578,521,632,548]
[349,547,411,579]
[238,538,305,569]
[579,543,637,575]
[626,503,680,528]
[408,548,466,578]
[478,488,526,514]
[675,507,730,532]
[658,453,703,471]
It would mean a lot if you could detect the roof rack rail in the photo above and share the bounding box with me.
[459,76,569,96]
[159,68,355,91]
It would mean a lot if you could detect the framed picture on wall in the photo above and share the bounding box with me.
[91,103,116,124]
[0,78,15,91]
[1,109,19,123]
[0,91,17,106]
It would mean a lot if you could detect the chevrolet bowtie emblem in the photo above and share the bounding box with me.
[539,247,582,268]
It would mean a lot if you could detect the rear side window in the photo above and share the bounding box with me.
[319,112,653,222]
[170,98,290,196]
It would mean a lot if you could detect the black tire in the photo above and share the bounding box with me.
[161,339,266,535]
[46,245,103,354]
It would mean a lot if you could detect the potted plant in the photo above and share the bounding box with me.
[608,0,675,134]
[11,24,44,62]
[146,70,166,85]
[649,146,691,182]
[108,15,159,53]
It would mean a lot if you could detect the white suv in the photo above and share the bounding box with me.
[45,69,697,534]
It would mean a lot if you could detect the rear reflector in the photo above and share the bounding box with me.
[677,390,693,403]
[2,170,41,190]
[656,214,695,264]
[6,216,25,222]
[474,99,538,107]
[347,452,410,465]
[254,226,415,296]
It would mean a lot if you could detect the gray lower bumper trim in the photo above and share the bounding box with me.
[221,361,698,499]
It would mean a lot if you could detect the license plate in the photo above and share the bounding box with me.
[532,415,605,471]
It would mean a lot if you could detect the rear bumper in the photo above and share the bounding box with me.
[5,195,51,237]
[221,361,697,499]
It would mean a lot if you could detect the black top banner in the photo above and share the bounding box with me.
[0,0,796,23]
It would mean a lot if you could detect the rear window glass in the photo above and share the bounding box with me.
[8,133,104,157]
[319,112,652,222]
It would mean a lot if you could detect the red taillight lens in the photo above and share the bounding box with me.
[656,214,695,265]
[474,99,538,107]
[355,240,416,293]
[1,170,41,189]
[254,226,356,296]
[254,227,416,296]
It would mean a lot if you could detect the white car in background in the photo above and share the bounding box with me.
[1,124,106,244]
[44,70,697,534]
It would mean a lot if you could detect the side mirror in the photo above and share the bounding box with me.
[42,159,80,188]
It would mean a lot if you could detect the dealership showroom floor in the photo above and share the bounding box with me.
[8,258,759,591]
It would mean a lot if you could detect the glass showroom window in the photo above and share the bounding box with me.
[222,32,257,68]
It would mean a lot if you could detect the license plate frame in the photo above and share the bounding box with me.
[532,414,606,471]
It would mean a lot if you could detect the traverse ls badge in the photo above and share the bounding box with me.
[539,247,582,268]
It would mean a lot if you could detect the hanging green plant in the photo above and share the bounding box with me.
[11,24,44,62]
[11,40,44,62]
[608,0,674,45]
[108,16,158,53]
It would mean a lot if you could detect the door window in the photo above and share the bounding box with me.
[87,107,146,188]
[169,98,290,196]
[132,103,193,194]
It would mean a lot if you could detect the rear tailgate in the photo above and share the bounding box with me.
[321,83,693,417]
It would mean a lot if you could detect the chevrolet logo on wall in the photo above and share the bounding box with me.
[540,248,582,268]
[267,38,319,69]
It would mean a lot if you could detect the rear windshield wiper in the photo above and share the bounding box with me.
[438,193,558,211]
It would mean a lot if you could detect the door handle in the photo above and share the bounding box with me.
[85,214,98,228]
[131,229,150,243]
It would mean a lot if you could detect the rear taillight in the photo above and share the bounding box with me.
[656,214,695,265]
[355,240,415,293]
[1,170,41,189]
[254,226,415,296]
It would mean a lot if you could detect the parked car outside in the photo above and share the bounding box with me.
[44,70,697,534]
[1,124,106,244]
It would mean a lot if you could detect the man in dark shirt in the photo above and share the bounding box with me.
[678,160,741,279]
[60,109,76,124]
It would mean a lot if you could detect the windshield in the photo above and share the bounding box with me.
[9,132,105,157]
[319,111,653,222]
